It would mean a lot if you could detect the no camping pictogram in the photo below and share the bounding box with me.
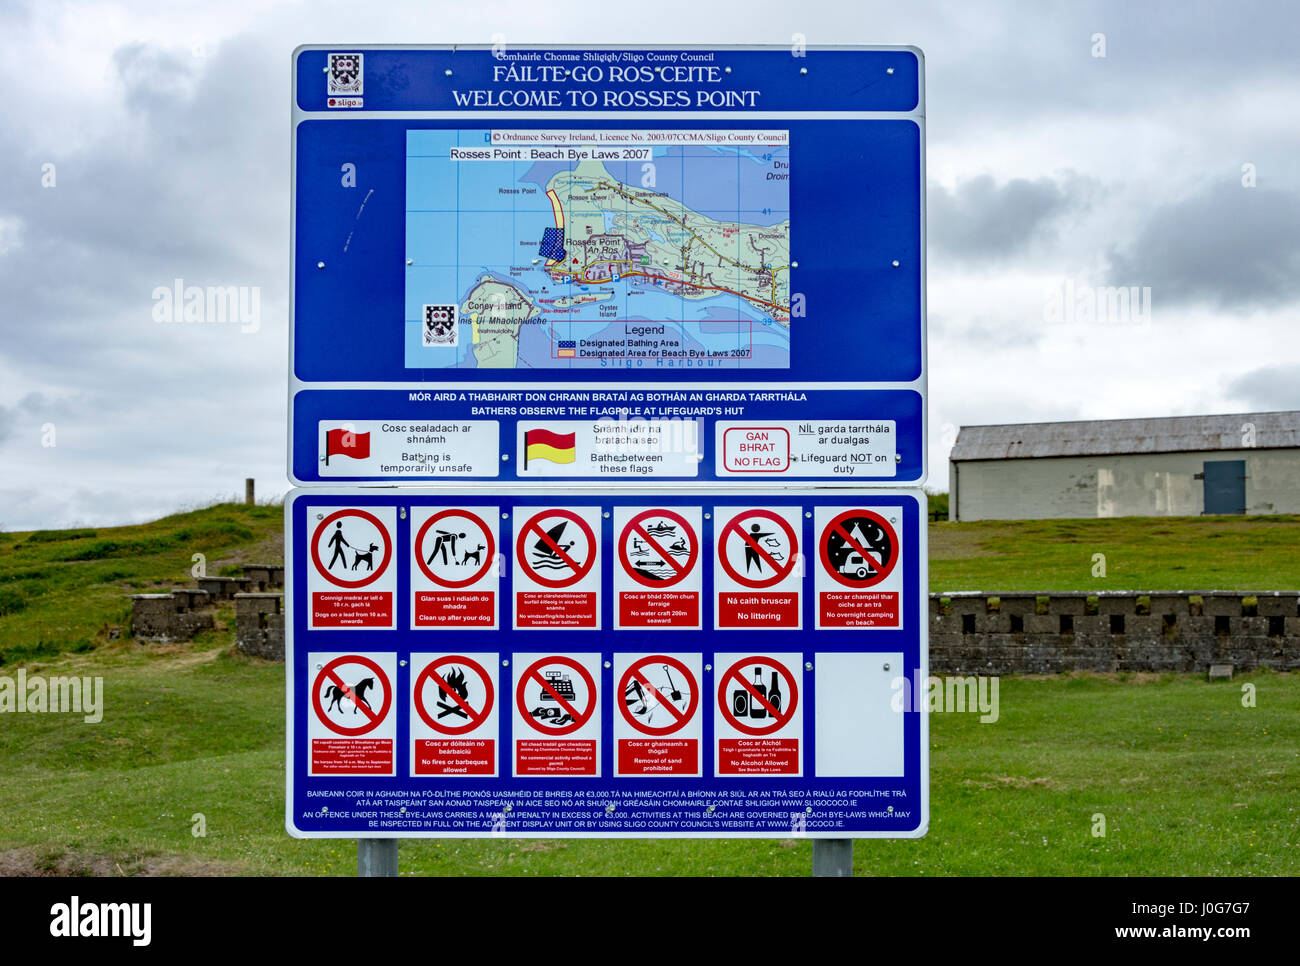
[718,509,798,589]
[717,657,799,737]
[414,655,494,736]
[515,656,597,736]
[515,509,597,588]
[819,509,898,589]
[415,509,495,589]
[311,508,392,589]
[312,655,393,737]
[619,655,699,736]
[619,509,699,589]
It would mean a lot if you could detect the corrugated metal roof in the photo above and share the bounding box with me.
[950,411,1300,462]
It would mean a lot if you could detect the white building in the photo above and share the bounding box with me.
[948,411,1300,520]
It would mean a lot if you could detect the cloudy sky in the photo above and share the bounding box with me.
[1,0,1297,529]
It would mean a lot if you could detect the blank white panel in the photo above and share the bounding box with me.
[814,652,904,778]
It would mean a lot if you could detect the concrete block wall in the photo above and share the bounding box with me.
[129,592,216,643]
[234,593,285,661]
[930,591,1300,674]
[128,566,283,657]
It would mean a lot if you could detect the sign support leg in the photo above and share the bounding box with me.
[812,838,853,877]
[357,838,398,876]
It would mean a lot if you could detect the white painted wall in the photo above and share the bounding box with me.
[951,449,1300,520]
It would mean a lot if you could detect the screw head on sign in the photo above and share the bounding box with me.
[604,661,611,669]
[400,807,406,813]
[406,258,413,266]
[315,663,323,670]
[502,454,510,461]
[400,508,407,519]
[805,511,812,518]
[704,664,712,672]
[504,804,513,813]
[805,662,813,671]
[316,514,323,520]
[895,454,902,462]
[603,511,611,518]
[317,261,325,270]
[883,663,891,672]
[805,806,813,813]
[501,512,509,519]
[704,512,711,520]
[887,67,895,74]
[791,260,799,268]
[892,260,900,268]
[444,69,453,76]
[887,805,894,813]
[706,805,716,814]
[399,660,407,667]
[799,67,808,75]
[605,804,616,814]
[724,66,732,74]
[502,659,509,667]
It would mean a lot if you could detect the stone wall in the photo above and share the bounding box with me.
[128,565,284,660]
[930,591,1300,674]
[129,592,215,643]
[234,593,285,661]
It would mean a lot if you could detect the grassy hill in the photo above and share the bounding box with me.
[0,505,1297,876]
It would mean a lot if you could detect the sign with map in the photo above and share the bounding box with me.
[405,130,790,370]
[290,45,926,485]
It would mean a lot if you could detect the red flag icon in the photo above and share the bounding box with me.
[325,428,371,465]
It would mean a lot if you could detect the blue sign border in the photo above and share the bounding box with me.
[285,488,928,838]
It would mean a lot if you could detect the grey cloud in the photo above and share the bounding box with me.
[929,174,1092,262]
[1107,185,1300,309]
[1224,365,1300,412]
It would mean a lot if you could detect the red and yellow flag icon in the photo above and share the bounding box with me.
[524,429,576,468]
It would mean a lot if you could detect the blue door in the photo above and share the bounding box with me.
[1203,460,1246,514]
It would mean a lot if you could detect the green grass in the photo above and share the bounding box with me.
[930,515,1300,592]
[1,505,1297,876]
[0,502,282,665]
[0,639,1294,876]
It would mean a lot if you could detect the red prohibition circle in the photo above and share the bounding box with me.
[415,510,496,588]
[515,656,597,736]
[515,508,597,589]
[819,509,899,589]
[413,655,495,735]
[717,656,799,737]
[717,509,799,589]
[310,509,393,588]
[619,509,699,589]
[617,655,700,736]
[312,655,393,737]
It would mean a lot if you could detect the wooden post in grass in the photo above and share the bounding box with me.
[813,839,853,877]
[245,478,255,506]
[358,839,398,876]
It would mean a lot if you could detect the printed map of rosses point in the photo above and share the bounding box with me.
[405,130,791,370]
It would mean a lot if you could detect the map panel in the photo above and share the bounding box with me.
[405,129,791,370]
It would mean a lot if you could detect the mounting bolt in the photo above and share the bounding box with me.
[805,662,813,671]
[805,806,813,813]
[316,261,325,270]
[883,663,891,672]
[799,67,808,75]
[886,67,895,75]
[444,69,453,77]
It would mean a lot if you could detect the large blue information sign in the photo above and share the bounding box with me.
[290,45,926,485]
[285,488,927,838]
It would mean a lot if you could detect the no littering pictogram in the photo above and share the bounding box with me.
[718,509,798,589]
